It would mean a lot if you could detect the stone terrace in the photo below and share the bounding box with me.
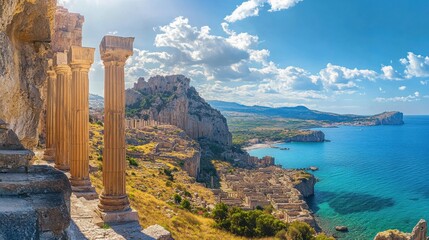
[214,166,317,228]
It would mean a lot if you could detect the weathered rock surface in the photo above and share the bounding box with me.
[0,0,55,148]
[293,173,316,197]
[0,165,72,239]
[374,219,427,240]
[52,6,84,53]
[142,224,174,240]
[285,130,325,143]
[126,75,232,147]
[0,126,25,150]
[372,111,405,125]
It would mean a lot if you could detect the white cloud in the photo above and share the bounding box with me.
[420,80,428,85]
[400,52,429,78]
[381,65,402,80]
[267,0,303,11]
[398,85,406,91]
[319,63,377,90]
[375,91,421,103]
[225,0,302,23]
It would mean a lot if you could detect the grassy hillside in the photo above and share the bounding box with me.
[88,122,244,240]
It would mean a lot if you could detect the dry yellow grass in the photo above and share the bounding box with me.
[88,123,245,240]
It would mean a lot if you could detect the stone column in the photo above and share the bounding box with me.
[68,46,96,196]
[44,60,56,160]
[97,36,138,223]
[54,52,71,171]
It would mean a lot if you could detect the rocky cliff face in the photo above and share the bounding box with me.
[374,219,427,240]
[372,111,404,125]
[0,0,55,148]
[293,173,316,198]
[126,75,232,147]
[285,130,325,143]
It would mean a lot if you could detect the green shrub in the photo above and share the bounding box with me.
[173,194,182,204]
[315,233,335,240]
[181,199,191,210]
[286,221,315,240]
[212,203,288,238]
[127,157,139,167]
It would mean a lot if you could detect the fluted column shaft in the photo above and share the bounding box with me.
[98,36,134,213]
[99,61,129,211]
[45,68,57,157]
[68,46,95,190]
[69,65,91,186]
[54,64,71,171]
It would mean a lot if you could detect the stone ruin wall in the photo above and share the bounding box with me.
[0,0,56,148]
[0,2,83,149]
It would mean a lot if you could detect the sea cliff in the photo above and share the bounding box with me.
[285,130,325,143]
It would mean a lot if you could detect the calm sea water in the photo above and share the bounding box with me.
[248,116,429,239]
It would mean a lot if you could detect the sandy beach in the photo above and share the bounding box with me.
[243,141,282,151]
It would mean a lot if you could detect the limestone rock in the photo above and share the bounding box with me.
[126,75,232,147]
[0,128,25,150]
[374,219,427,240]
[293,173,316,197]
[142,224,174,240]
[0,0,55,148]
[372,112,404,125]
[285,130,325,143]
[52,6,84,52]
[410,219,427,240]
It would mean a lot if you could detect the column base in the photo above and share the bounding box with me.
[54,164,70,171]
[98,194,131,212]
[71,179,98,200]
[96,208,139,224]
[43,148,55,161]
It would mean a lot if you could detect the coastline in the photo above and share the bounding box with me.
[242,141,283,151]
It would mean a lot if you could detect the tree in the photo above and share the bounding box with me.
[286,221,315,240]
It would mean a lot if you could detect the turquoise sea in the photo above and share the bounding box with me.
[248,116,429,239]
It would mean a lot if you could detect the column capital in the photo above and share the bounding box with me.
[53,52,71,73]
[47,59,57,78]
[99,36,134,63]
[68,46,95,70]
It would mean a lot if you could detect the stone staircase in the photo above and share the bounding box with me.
[0,124,71,240]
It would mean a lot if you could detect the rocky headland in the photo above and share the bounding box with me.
[126,75,232,147]
[284,130,325,143]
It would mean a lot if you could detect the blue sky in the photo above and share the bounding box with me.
[61,0,429,115]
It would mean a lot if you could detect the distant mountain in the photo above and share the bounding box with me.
[208,100,404,125]
[89,93,104,109]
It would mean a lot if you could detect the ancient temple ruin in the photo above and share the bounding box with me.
[1,3,142,238]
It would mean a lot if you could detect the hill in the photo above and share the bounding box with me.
[208,100,404,125]
[125,75,232,147]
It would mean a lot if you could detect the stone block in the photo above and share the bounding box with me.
[0,128,24,150]
[142,224,174,240]
[96,208,139,224]
[0,150,34,172]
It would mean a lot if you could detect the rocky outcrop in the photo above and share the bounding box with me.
[293,173,316,197]
[0,0,55,148]
[372,111,404,125]
[126,75,232,147]
[285,130,325,143]
[126,124,201,178]
[374,219,427,240]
